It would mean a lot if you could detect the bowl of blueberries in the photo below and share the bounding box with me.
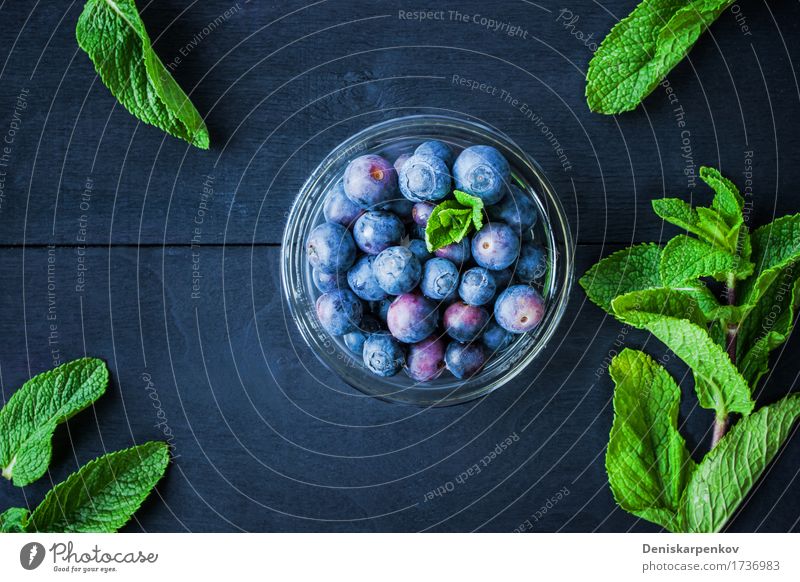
[281,115,573,406]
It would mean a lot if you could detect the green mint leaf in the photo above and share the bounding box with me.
[737,272,800,387]
[695,207,739,250]
[654,168,748,254]
[425,201,472,252]
[424,193,484,252]
[740,215,800,307]
[700,167,744,229]
[27,441,170,533]
[607,349,696,531]
[586,0,733,114]
[579,243,662,313]
[453,189,485,230]
[680,395,800,532]
[611,287,712,327]
[659,235,751,286]
[0,358,108,486]
[652,198,704,236]
[0,507,30,533]
[644,318,754,417]
[76,0,210,149]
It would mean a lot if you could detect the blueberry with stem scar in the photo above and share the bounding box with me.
[344,154,397,208]
[494,285,545,333]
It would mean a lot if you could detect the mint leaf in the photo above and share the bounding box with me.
[27,442,169,533]
[737,272,800,387]
[579,243,663,313]
[0,507,30,533]
[659,235,751,286]
[740,215,800,307]
[0,358,108,486]
[76,0,210,149]
[695,207,739,250]
[453,189,484,230]
[607,349,695,531]
[701,167,744,229]
[644,318,754,417]
[654,167,748,254]
[680,395,800,532]
[586,0,734,114]
[424,191,484,252]
[611,287,712,327]
[652,198,704,237]
[425,201,472,252]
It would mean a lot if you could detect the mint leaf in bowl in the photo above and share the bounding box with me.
[425,190,484,252]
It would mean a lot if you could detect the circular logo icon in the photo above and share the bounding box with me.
[20,542,46,570]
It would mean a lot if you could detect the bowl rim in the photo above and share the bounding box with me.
[280,113,574,406]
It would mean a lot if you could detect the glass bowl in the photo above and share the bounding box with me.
[281,114,573,406]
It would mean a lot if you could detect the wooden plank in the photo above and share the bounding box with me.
[0,245,797,532]
[0,1,798,244]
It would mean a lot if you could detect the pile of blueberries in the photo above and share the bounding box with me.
[305,139,547,382]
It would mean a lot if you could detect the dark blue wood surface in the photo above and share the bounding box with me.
[0,0,798,532]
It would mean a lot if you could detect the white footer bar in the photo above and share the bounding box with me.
[2,533,797,581]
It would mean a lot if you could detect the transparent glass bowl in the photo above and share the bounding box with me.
[281,115,573,406]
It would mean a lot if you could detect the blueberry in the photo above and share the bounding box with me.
[324,182,364,228]
[363,331,406,377]
[374,246,422,295]
[343,154,397,208]
[387,293,439,343]
[453,145,510,205]
[370,298,393,323]
[445,341,486,380]
[516,242,547,283]
[458,267,496,306]
[412,201,436,226]
[488,185,538,234]
[393,153,412,173]
[421,257,460,301]
[415,140,454,166]
[306,222,356,274]
[405,336,447,382]
[353,211,404,255]
[398,153,451,202]
[481,320,514,353]
[435,237,471,265]
[407,239,432,264]
[347,255,388,301]
[312,267,346,293]
[471,223,520,270]
[444,301,490,342]
[343,315,381,355]
[315,289,363,335]
[494,285,545,333]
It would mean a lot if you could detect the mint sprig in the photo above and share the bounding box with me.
[580,166,800,532]
[586,0,736,114]
[425,190,484,252]
[0,359,170,533]
[76,0,210,148]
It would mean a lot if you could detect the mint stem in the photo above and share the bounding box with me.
[712,274,739,448]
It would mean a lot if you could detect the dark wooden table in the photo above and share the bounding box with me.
[0,0,798,532]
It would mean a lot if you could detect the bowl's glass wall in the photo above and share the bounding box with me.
[281,115,573,406]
